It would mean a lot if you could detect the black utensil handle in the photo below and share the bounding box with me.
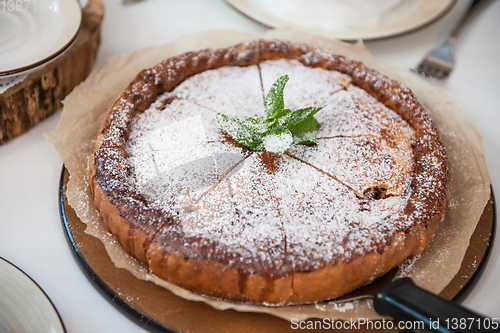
[373,278,499,332]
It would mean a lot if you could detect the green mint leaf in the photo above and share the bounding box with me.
[290,115,320,145]
[264,75,288,119]
[265,108,293,129]
[287,106,323,144]
[263,129,293,153]
[287,106,324,128]
[216,113,265,151]
[217,75,324,153]
[240,115,268,134]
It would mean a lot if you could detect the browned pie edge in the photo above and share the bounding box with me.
[87,39,451,305]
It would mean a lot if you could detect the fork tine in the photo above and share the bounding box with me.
[415,64,427,75]
[414,58,452,79]
[415,65,425,74]
[429,67,439,77]
[415,63,432,77]
[415,39,454,79]
[435,70,446,79]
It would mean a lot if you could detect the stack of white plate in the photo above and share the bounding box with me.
[0,0,82,93]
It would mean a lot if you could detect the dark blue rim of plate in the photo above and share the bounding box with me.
[58,165,496,332]
[0,0,83,77]
[58,166,178,333]
[0,256,67,333]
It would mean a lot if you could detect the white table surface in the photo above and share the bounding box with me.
[1,0,499,332]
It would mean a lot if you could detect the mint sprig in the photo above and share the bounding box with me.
[216,75,324,153]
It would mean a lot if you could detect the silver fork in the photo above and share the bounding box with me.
[414,0,494,79]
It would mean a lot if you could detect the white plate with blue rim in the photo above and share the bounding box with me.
[0,0,82,77]
[0,257,65,333]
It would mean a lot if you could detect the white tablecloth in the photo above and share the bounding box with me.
[0,0,499,332]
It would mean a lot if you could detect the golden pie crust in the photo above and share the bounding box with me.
[88,40,450,305]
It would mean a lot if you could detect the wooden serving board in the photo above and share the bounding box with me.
[0,0,103,145]
[59,167,495,333]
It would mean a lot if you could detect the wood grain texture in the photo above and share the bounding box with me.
[0,0,103,145]
[60,168,494,333]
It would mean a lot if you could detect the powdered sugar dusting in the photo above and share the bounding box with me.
[288,136,413,197]
[263,131,294,153]
[215,154,286,260]
[131,97,226,142]
[314,87,415,141]
[270,154,411,270]
[259,60,415,145]
[126,99,248,216]
[178,178,239,239]
[273,154,359,268]
[171,65,264,116]
[316,301,355,313]
[347,85,414,140]
[260,59,349,110]
[171,153,287,271]
[122,61,418,270]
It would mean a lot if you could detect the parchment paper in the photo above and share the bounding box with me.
[46,28,491,322]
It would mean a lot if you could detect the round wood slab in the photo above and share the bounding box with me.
[59,167,495,333]
[0,0,103,145]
